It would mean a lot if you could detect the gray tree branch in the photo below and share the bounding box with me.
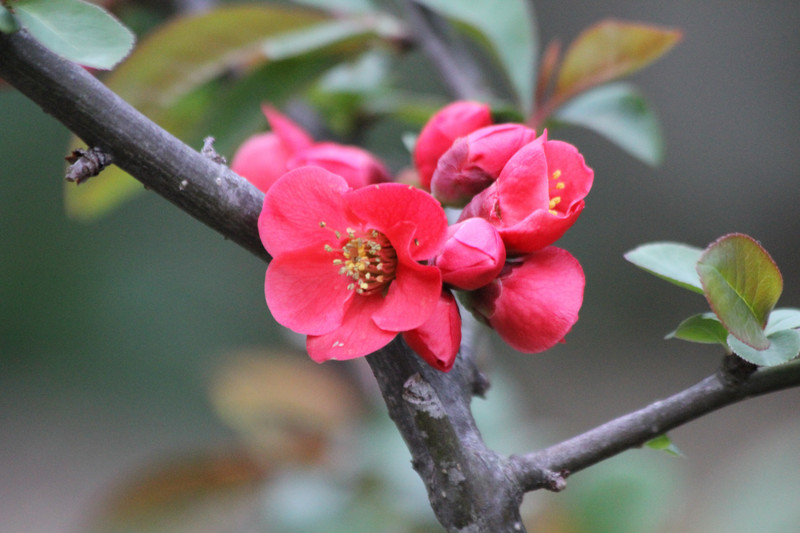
[4,24,800,533]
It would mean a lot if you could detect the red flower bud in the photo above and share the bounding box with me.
[288,142,390,189]
[231,106,313,193]
[465,248,584,353]
[434,218,506,290]
[430,123,537,206]
[413,101,492,190]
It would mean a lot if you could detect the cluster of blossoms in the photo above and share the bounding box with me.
[233,102,593,372]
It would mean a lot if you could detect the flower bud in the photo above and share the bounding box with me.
[288,142,390,189]
[430,123,537,206]
[464,247,584,353]
[231,106,314,193]
[413,101,492,190]
[434,218,506,290]
[230,132,294,193]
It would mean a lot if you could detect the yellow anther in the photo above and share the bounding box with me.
[549,197,562,209]
[556,182,565,190]
[552,169,562,180]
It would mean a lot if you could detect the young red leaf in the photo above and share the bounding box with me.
[697,234,782,350]
[554,20,681,104]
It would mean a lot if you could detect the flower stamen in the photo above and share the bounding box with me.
[325,227,397,295]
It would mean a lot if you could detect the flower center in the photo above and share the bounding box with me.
[323,226,397,295]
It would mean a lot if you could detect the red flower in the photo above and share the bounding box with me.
[232,106,390,192]
[260,166,450,363]
[231,106,313,193]
[431,124,537,206]
[465,247,585,353]
[288,142,390,189]
[413,101,492,190]
[460,131,593,254]
[433,217,506,290]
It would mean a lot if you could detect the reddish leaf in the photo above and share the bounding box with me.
[554,19,681,103]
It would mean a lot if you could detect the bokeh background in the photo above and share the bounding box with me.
[2,1,800,531]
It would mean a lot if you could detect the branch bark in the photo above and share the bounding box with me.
[5,24,800,533]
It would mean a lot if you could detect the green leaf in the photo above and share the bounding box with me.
[666,312,729,348]
[645,434,685,458]
[0,6,20,33]
[414,0,538,113]
[552,82,664,166]
[728,329,800,367]
[554,19,681,103]
[697,234,782,350]
[765,308,800,335]
[291,0,377,14]
[12,0,134,69]
[65,5,388,219]
[624,242,704,293]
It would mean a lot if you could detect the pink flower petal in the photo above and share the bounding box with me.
[259,167,355,257]
[262,104,314,153]
[494,135,550,225]
[542,138,594,210]
[372,222,442,331]
[414,101,492,189]
[306,295,397,361]
[265,245,352,335]
[345,183,448,260]
[468,247,585,353]
[498,201,585,254]
[402,289,461,372]
[230,132,293,193]
[289,142,390,189]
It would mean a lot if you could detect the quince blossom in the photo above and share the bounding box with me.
[413,100,492,190]
[460,131,593,254]
[259,166,455,367]
[232,106,389,192]
[464,247,585,353]
[431,123,537,206]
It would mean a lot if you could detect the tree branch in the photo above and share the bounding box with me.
[512,356,800,491]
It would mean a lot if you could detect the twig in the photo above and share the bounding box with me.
[65,146,114,184]
[512,357,800,492]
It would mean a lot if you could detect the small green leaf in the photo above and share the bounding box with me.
[697,234,782,350]
[624,242,704,293]
[414,0,538,113]
[552,82,664,166]
[0,6,20,33]
[645,434,685,458]
[728,329,800,367]
[12,0,134,69]
[554,19,681,103]
[765,308,800,335]
[666,313,729,348]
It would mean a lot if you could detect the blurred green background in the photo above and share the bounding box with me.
[2,1,800,532]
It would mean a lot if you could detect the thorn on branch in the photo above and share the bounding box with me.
[64,146,113,185]
[543,470,568,492]
[201,136,226,164]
